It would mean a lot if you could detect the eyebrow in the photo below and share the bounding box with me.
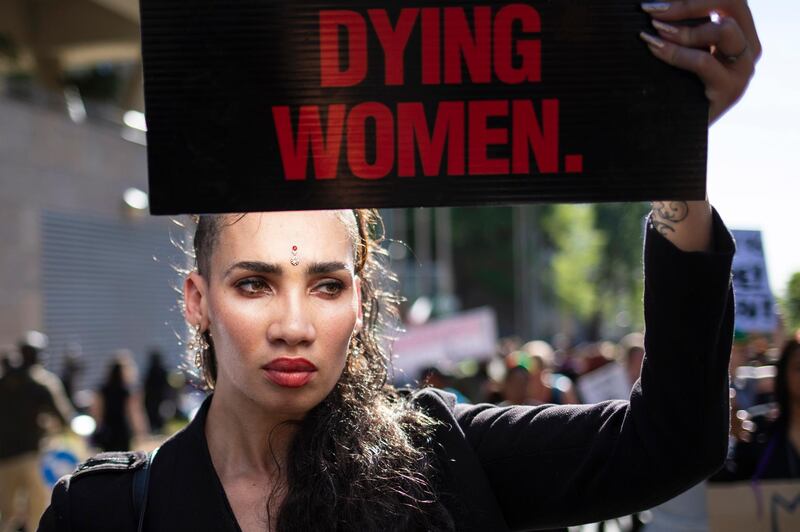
[223,260,352,278]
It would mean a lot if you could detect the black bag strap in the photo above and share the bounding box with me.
[132,446,159,532]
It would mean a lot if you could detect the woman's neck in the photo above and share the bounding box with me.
[205,383,298,479]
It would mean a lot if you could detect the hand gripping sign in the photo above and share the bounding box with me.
[140,0,708,215]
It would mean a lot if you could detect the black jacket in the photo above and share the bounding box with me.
[39,211,736,531]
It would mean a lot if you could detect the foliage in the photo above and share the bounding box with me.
[540,204,604,320]
[592,203,650,333]
[448,203,651,340]
[783,272,800,333]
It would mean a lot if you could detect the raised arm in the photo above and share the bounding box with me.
[447,212,735,529]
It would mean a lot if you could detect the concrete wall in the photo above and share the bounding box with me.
[0,94,152,349]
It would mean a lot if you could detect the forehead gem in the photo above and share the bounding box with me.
[290,245,299,266]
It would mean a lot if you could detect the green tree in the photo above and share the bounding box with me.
[784,272,800,332]
[540,204,604,321]
[592,203,651,335]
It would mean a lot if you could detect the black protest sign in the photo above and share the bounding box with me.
[141,0,708,215]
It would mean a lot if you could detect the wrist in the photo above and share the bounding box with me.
[650,200,712,252]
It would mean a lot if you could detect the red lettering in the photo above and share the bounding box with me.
[272,105,345,180]
[511,99,559,174]
[369,8,418,86]
[494,4,541,84]
[320,11,367,87]
[421,8,441,85]
[347,102,394,179]
[444,7,492,84]
[397,102,465,177]
[469,100,509,175]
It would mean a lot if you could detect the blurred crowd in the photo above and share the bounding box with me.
[1,326,799,531]
[0,332,196,532]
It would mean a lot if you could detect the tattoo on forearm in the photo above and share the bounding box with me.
[650,201,689,236]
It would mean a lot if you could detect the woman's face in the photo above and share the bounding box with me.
[184,211,362,418]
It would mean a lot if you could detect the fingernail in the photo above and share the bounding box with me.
[639,31,665,48]
[651,19,679,34]
[641,2,671,12]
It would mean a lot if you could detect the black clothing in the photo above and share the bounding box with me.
[38,211,736,532]
[0,367,71,460]
[96,385,132,452]
[718,423,800,481]
[144,361,170,432]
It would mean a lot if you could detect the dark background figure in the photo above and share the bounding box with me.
[143,349,171,434]
[417,365,469,404]
[0,332,73,532]
[500,364,530,406]
[59,343,83,411]
[0,350,12,377]
[92,351,146,452]
[724,339,800,481]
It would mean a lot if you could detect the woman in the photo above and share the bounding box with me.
[90,352,148,452]
[39,2,760,531]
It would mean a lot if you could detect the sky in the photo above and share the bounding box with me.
[706,1,799,296]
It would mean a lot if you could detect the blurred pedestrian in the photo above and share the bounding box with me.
[418,365,470,404]
[0,332,73,532]
[59,343,83,411]
[620,332,645,387]
[726,339,800,480]
[500,363,530,406]
[91,351,148,452]
[143,349,172,434]
[522,341,578,405]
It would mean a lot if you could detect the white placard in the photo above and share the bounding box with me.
[576,361,630,403]
[391,307,498,383]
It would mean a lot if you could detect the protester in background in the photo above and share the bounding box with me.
[522,341,579,405]
[620,332,646,387]
[59,343,83,411]
[726,339,800,480]
[418,365,470,404]
[500,364,530,406]
[0,350,11,377]
[0,333,73,532]
[91,351,148,451]
[144,349,172,434]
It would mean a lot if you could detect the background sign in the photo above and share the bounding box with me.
[392,307,497,383]
[707,481,800,532]
[576,362,631,403]
[141,0,708,215]
[731,230,778,333]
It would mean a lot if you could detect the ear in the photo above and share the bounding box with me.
[354,275,364,333]
[184,271,210,329]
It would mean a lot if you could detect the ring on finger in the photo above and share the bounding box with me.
[721,43,748,64]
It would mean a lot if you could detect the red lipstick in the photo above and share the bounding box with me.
[262,358,317,388]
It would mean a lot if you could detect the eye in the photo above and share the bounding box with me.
[235,277,272,295]
[314,280,345,297]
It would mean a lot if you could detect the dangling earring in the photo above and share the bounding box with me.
[348,334,363,358]
[188,323,209,371]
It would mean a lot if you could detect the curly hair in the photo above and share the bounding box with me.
[189,209,454,531]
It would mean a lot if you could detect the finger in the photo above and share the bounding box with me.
[641,0,761,58]
[650,17,753,72]
[639,31,729,91]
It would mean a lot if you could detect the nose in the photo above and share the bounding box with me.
[266,290,316,347]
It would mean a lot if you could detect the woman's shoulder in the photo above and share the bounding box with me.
[40,451,150,531]
[404,386,459,413]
